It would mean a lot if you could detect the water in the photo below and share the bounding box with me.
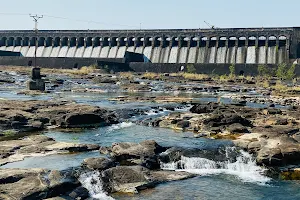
[42,47,53,57]
[178,47,188,63]
[246,46,256,64]
[135,46,144,54]
[126,46,135,52]
[197,47,206,63]
[108,46,118,58]
[208,47,216,63]
[99,46,110,58]
[75,46,85,58]
[116,46,127,58]
[267,46,276,64]
[91,46,102,58]
[36,46,44,57]
[161,47,170,63]
[236,47,244,64]
[226,47,236,64]
[187,47,197,63]
[66,46,77,57]
[5,46,14,52]
[278,46,286,64]
[0,46,6,51]
[25,46,35,57]
[168,47,178,63]
[50,46,61,57]
[58,46,69,57]
[143,46,153,61]
[258,46,266,64]
[151,47,161,63]
[216,47,227,63]
[83,46,93,58]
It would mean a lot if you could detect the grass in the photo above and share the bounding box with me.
[181,73,209,80]
[142,72,160,79]
[119,72,134,80]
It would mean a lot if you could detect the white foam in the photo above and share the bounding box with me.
[161,147,271,185]
[107,122,134,132]
[79,171,115,200]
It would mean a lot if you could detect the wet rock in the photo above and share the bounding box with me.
[227,123,249,133]
[82,157,116,170]
[67,186,89,199]
[190,103,219,114]
[262,108,282,115]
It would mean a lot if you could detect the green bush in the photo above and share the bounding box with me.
[276,64,296,80]
[187,64,196,73]
[229,65,235,78]
[258,65,271,77]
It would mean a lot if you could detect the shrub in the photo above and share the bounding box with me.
[276,64,296,80]
[229,65,235,78]
[187,64,196,74]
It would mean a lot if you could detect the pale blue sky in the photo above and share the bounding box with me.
[0,0,298,30]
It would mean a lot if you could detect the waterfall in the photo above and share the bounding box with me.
[79,171,115,200]
[25,47,36,57]
[208,47,216,63]
[246,46,256,64]
[151,47,161,63]
[278,47,286,64]
[168,47,178,63]
[197,47,206,63]
[83,46,93,58]
[257,46,266,64]
[161,147,270,185]
[5,46,14,52]
[66,47,77,57]
[187,47,197,63]
[13,46,21,53]
[50,47,60,57]
[135,46,144,54]
[75,46,85,58]
[226,47,236,64]
[161,47,170,63]
[178,47,188,63]
[0,46,6,51]
[99,46,110,58]
[58,46,69,57]
[116,46,127,58]
[42,47,53,57]
[267,46,276,64]
[36,46,45,57]
[126,46,135,52]
[143,46,153,61]
[236,47,244,64]
[91,46,102,58]
[108,46,118,58]
[216,47,227,63]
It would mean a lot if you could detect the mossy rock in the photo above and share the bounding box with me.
[280,170,300,180]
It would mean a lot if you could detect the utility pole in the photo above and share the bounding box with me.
[29,14,43,68]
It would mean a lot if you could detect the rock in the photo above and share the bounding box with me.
[190,103,219,114]
[280,168,300,180]
[263,108,282,115]
[176,120,190,129]
[0,168,79,200]
[82,157,115,170]
[227,123,249,133]
[63,113,107,128]
[67,186,90,199]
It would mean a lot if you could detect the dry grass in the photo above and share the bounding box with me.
[142,72,159,79]
[181,73,209,80]
[119,72,134,80]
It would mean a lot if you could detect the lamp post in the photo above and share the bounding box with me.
[29,14,43,68]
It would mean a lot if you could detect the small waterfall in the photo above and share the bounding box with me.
[226,47,236,64]
[216,47,227,63]
[267,46,276,64]
[13,46,21,53]
[36,46,45,57]
[66,47,77,57]
[58,46,69,57]
[79,171,114,200]
[278,46,286,64]
[126,46,135,52]
[83,46,93,58]
[108,46,118,58]
[151,47,161,63]
[178,47,188,63]
[236,47,244,64]
[257,46,266,64]
[99,46,110,58]
[0,46,6,51]
[246,46,256,64]
[91,46,102,58]
[25,47,36,57]
[161,147,270,185]
[168,47,178,63]
[187,47,197,63]
[116,46,127,58]
[50,46,60,57]
[197,47,206,63]
[143,46,153,61]
[75,46,85,58]
[5,46,14,52]
[161,47,170,63]
[42,47,53,57]
[135,46,144,54]
[208,47,216,63]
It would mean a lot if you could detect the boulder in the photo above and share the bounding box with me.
[190,103,219,114]
[82,157,115,170]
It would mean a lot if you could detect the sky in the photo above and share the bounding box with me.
[0,0,298,30]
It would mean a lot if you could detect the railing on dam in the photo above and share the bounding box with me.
[0,27,296,64]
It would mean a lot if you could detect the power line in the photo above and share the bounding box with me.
[29,14,43,68]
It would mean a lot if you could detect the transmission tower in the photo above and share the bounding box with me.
[29,14,43,68]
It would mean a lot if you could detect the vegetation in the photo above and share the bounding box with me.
[276,63,296,80]
[186,64,196,74]
[229,65,235,78]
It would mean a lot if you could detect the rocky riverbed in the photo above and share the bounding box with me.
[1,67,300,199]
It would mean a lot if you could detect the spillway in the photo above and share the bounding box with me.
[50,47,61,57]
[58,46,69,57]
[168,47,178,63]
[151,47,161,63]
[216,47,227,63]
[75,46,85,58]
[187,47,197,63]
[91,46,101,58]
[42,47,53,57]
[246,46,256,64]
[108,46,118,58]
[116,46,126,58]
[83,47,93,58]
[178,47,188,63]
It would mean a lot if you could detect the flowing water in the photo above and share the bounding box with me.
[246,46,256,64]
[197,47,206,63]
[91,46,102,58]
[25,46,35,57]
[208,47,216,63]
[36,46,45,57]
[278,46,286,64]
[42,47,53,57]
[226,47,236,64]
[58,46,69,57]
[168,47,178,63]
[66,46,77,57]
[216,47,227,63]
[236,47,244,64]
[83,46,93,58]
[50,46,61,57]
[108,46,118,58]
[13,46,21,53]
[75,46,85,58]
[267,46,277,64]
[0,46,6,51]
[99,46,110,58]
[161,47,170,63]
[135,46,144,54]
[151,47,161,63]
[126,46,135,53]
[178,47,188,63]
[5,46,14,52]
[258,46,266,64]
[187,47,197,63]
[143,46,153,60]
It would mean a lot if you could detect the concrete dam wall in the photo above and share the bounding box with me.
[0,27,299,64]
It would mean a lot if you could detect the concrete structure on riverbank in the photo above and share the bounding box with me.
[0,27,299,64]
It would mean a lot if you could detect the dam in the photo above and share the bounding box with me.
[0,27,300,65]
